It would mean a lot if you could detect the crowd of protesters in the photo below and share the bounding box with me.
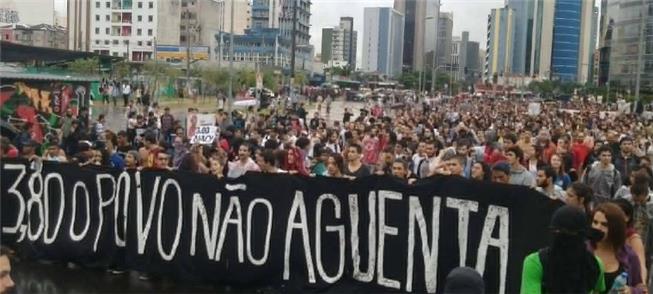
[4,87,653,292]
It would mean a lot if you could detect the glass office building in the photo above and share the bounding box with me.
[608,0,653,92]
[551,0,582,81]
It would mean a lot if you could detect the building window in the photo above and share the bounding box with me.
[148,15,153,22]
[137,41,143,46]
[137,28,142,35]
[105,40,110,45]
[106,28,110,34]
[112,52,118,56]
[123,40,129,45]
[96,1,100,8]
[106,15,110,21]
[146,41,152,46]
[95,28,100,34]
[138,1,142,8]
[96,15,100,21]
[147,29,152,36]
[95,40,100,45]
[148,1,153,8]
[106,2,110,8]
[113,40,119,45]
[137,15,142,22]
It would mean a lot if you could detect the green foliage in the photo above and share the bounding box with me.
[236,70,256,90]
[263,70,280,92]
[68,58,99,75]
[292,73,307,86]
[200,68,229,92]
[398,71,419,89]
[113,62,131,79]
[326,66,352,77]
[142,61,181,99]
[528,80,581,97]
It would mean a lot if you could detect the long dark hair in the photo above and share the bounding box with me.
[542,231,600,292]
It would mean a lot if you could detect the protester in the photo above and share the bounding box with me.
[227,144,260,178]
[521,206,605,293]
[443,267,485,294]
[613,198,648,284]
[590,202,644,292]
[614,137,641,184]
[550,153,571,189]
[471,161,492,182]
[491,162,511,184]
[505,146,535,187]
[583,146,623,203]
[565,182,593,213]
[124,150,140,170]
[445,154,465,177]
[343,143,370,179]
[42,138,67,162]
[326,153,345,178]
[0,246,15,294]
[535,165,566,200]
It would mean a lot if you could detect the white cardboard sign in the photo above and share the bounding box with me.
[190,126,218,144]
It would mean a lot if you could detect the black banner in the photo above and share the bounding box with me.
[1,160,561,293]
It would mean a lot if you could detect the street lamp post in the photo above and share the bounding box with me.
[228,0,235,111]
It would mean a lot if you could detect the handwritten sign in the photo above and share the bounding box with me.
[527,102,541,116]
[190,126,218,144]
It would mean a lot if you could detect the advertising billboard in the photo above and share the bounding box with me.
[155,45,209,62]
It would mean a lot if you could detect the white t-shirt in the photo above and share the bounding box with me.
[227,158,260,178]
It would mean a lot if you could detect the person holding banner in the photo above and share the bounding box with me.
[0,246,15,294]
[124,150,141,170]
[227,143,260,178]
[326,153,345,178]
[256,149,284,174]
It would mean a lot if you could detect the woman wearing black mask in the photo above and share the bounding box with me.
[521,205,606,293]
[590,203,644,293]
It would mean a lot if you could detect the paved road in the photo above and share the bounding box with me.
[95,97,365,132]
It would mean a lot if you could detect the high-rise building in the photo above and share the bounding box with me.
[577,0,597,84]
[451,36,462,80]
[526,0,595,82]
[321,28,334,64]
[529,0,555,78]
[423,0,440,71]
[395,0,441,71]
[320,17,357,68]
[602,0,652,94]
[451,31,477,82]
[588,6,599,83]
[1,0,55,26]
[252,0,281,29]
[279,0,310,47]
[466,40,481,82]
[436,12,453,69]
[339,17,357,69]
[71,0,234,61]
[506,0,535,75]
[67,0,233,61]
[362,7,404,77]
[68,0,92,51]
[218,0,312,71]
[485,7,515,81]
[550,0,582,81]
